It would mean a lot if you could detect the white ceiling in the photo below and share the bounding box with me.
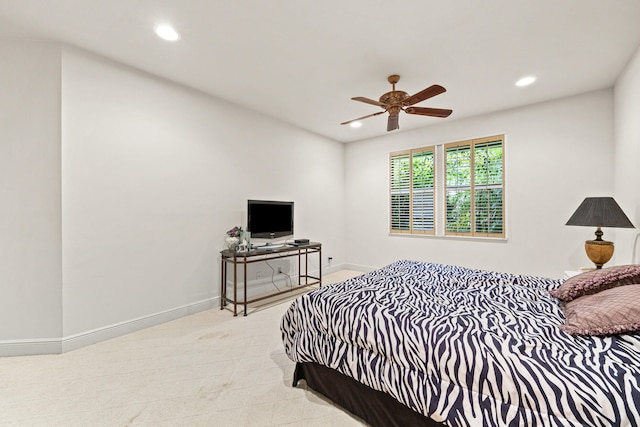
[1,0,640,143]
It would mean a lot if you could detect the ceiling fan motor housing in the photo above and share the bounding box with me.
[380,91,408,109]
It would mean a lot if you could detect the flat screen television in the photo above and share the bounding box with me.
[247,200,294,239]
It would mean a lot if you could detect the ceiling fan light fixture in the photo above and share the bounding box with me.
[349,121,362,128]
[341,75,452,132]
[515,75,537,87]
[154,24,181,41]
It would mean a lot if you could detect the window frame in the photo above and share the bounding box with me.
[389,146,436,235]
[389,134,505,239]
[445,135,505,239]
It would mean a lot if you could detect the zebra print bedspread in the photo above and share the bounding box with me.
[281,260,640,426]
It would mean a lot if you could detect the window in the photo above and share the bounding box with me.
[390,147,435,234]
[445,136,504,237]
[390,135,504,238]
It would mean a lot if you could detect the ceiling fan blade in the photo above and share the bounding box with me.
[403,85,446,106]
[387,114,399,131]
[351,96,387,107]
[340,111,385,125]
[405,106,453,118]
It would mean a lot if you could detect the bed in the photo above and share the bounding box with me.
[280,260,640,426]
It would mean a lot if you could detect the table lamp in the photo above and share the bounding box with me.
[566,197,635,269]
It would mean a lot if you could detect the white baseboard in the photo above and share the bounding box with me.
[0,265,365,357]
[0,338,62,357]
[341,263,376,273]
[322,263,349,274]
[0,298,218,357]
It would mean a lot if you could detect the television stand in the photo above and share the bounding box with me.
[220,242,321,316]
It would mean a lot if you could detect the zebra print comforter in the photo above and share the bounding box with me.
[281,260,640,426]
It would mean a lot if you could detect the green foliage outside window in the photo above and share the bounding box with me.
[475,188,503,234]
[446,147,471,187]
[412,151,435,189]
[446,190,471,232]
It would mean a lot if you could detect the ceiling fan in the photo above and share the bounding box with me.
[341,75,452,131]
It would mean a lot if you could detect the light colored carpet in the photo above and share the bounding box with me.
[0,270,366,426]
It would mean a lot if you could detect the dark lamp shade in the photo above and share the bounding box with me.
[566,197,635,228]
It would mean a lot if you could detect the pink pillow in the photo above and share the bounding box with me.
[549,265,640,302]
[560,284,640,336]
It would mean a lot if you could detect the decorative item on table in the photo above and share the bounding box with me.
[225,226,242,251]
[565,197,635,269]
[242,231,251,251]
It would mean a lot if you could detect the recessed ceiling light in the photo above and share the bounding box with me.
[515,76,537,87]
[154,24,180,41]
[350,121,362,128]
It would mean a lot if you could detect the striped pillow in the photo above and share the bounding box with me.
[560,284,640,336]
[549,264,640,302]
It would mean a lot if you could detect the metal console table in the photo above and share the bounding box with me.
[220,242,322,316]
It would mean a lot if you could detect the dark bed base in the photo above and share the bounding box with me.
[293,362,445,427]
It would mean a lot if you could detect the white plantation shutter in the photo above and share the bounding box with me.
[390,152,411,232]
[411,149,435,233]
[389,148,435,234]
[445,144,472,235]
[474,139,504,236]
[445,135,504,238]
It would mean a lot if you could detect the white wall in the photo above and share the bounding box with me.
[614,44,640,264]
[345,89,615,278]
[2,42,345,354]
[0,41,63,346]
[60,48,345,339]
